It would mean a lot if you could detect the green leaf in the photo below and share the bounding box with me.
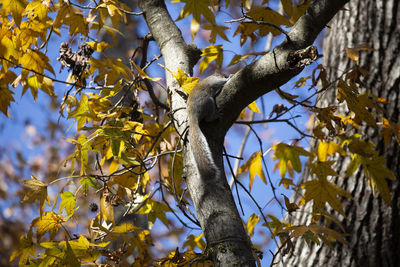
[59,191,76,217]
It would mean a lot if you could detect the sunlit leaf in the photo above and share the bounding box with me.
[21,175,49,216]
[32,212,64,241]
[199,45,223,73]
[59,191,76,217]
[273,143,311,178]
[246,214,260,237]
[238,151,267,190]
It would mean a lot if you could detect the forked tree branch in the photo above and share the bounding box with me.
[138,0,349,266]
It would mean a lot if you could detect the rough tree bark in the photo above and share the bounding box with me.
[281,0,400,266]
[139,0,348,266]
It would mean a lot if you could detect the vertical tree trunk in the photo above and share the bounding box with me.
[281,1,400,266]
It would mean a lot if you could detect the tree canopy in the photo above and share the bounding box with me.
[0,0,398,266]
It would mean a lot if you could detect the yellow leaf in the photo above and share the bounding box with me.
[19,50,55,77]
[137,200,170,229]
[109,158,120,174]
[20,175,49,216]
[281,224,346,244]
[113,223,138,233]
[279,178,295,189]
[22,75,55,100]
[247,101,261,113]
[308,161,339,180]
[2,0,27,26]
[273,143,311,178]
[172,68,200,94]
[9,229,35,265]
[202,23,229,43]
[183,233,205,251]
[337,79,376,127]
[380,117,400,147]
[235,7,292,44]
[199,45,223,73]
[86,41,111,52]
[59,191,76,217]
[246,214,260,237]
[317,141,346,162]
[336,114,360,129]
[0,86,15,117]
[345,45,373,65]
[32,212,64,241]
[1,34,20,61]
[238,151,267,190]
[361,155,395,204]
[25,0,48,21]
[301,176,352,216]
[130,60,161,81]
[172,0,216,25]
[281,0,293,18]
[228,54,249,66]
[100,190,115,224]
[54,3,88,36]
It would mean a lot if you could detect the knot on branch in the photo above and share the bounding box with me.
[288,45,318,68]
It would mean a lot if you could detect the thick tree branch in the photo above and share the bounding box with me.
[217,0,350,136]
[139,1,256,266]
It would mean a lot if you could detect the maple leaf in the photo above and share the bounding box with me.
[130,60,161,81]
[21,175,49,216]
[22,75,55,101]
[32,212,64,241]
[24,0,48,21]
[281,224,346,245]
[59,191,76,217]
[19,50,55,77]
[137,200,170,229]
[0,86,15,117]
[172,68,200,94]
[309,161,339,180]
[234,7,292,44]
[361,155,395,204]
[337,79,377,127]
[301,175,352,216]
[273,143,311,178]
[183,234,206,251]
[380,117,400,147]
[317,141,347,162]
[54,3,88,36]
[9,229,35,265]
[173,0,216,24]
[238,151,267,191]
[2,0,27,26]
[113,222,139,234]
[202,23,229,43]
[199,45,223,73]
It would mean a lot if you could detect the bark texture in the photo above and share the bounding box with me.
[280,1,400,266]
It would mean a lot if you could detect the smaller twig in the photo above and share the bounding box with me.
[224,147,244,216]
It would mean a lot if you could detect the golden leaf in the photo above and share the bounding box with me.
[21,175,49,216]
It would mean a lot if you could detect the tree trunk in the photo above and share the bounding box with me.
[281,0,400,266]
